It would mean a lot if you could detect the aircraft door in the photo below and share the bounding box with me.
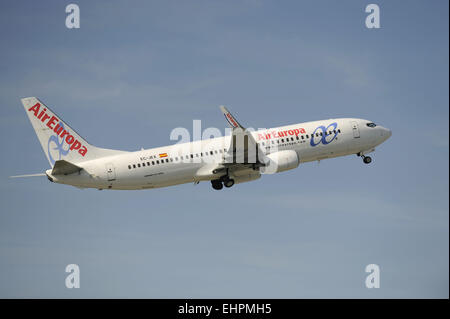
[351,121,360,138]
[106,163,116,181]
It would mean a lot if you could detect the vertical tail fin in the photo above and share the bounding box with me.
[21,97,125,167]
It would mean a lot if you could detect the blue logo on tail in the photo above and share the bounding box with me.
[47,123,69,165]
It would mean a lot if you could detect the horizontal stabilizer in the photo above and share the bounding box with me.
[9,173,46,178]
[51,160,82,175]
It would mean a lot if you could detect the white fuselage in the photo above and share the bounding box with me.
[46,118,391,190]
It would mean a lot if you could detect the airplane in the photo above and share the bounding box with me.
[12,97,391,190]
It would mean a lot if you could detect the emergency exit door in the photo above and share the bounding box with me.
[106,163,116,181]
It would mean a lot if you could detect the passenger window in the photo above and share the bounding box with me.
[338,129,341,133]
[291,137,294,141]
[156,160,159,164]
[210,151,213,155]
[152,161,155,165]
[137,164,141,167]
[306,134,309,138]
[301,135,304,140]
[147,162,150,166]
[128,165,131,169]
[281,139,284,143]
[142,163,145,167]
[133,164,136,168]
[166,159,169,163]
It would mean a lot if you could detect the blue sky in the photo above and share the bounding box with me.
[0,0,448,298]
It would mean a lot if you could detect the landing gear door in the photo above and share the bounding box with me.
[351,121,360,138]
[106,163,116,181]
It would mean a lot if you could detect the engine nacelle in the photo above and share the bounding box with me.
[230,169,261,184]
[260,150,299,174]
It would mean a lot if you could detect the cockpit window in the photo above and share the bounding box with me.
[366,122,377,128]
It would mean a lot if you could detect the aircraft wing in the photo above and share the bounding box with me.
[219,106,266,169]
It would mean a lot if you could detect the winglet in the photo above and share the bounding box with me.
[220,105,243,129]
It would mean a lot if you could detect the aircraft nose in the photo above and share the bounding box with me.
[380,127,392,141]
[386,128,392,138]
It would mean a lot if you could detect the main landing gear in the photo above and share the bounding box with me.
[211,176,235,190]
[358,152,372,164]
[211,180,223,190]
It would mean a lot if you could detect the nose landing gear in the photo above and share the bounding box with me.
[363,156,372,164]
[357,152,372,164]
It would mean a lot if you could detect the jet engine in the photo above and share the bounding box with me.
[260,150,299,174]
[232,171,261,184]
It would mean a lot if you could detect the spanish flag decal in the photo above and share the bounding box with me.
[159,153,168,158]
